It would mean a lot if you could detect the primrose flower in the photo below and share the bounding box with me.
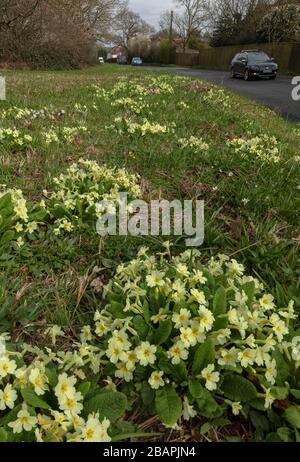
[45,325,64,346]
[180,327,196,348]
[172,308,191,329]
[199,306,215,332]
[190,288,207,305]
[29,367,49,395]
[8,404,37,434]
[231,402,242,416]
[291,337,300,362]
[264,389,275,409]
[238,349,256,368]
[168,341,189,365]
[265,358,277,385]
[135,342,157,366]
[148,371,165,390]
[0,357,17,378]
[0,384,17,410]
[81,414,111,442]
[182,396,197,421]
[175,263,190,278]
[151,309,168,324]
[259,294,275,312]
[54,373,77,401]
[115,362,134,382]
[201,364,220,391]
[217,347,238,367]
[59,391,83,416]
[27,221,38,234]
[106,342,124,364]
[146,271,165,288]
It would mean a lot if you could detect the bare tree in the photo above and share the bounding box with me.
[174,0,207,50]
[111,6,154,50]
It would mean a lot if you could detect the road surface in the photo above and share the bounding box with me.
[143,67,300,123]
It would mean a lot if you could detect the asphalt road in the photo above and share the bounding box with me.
[143,67,300,123]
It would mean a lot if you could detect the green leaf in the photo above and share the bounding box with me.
[141,382,155,411]
[249,410,269,432]
[133,316,149,340]
[284,406,300,429]
[192,339,215,375]
[189,380,221,418]
[84,391,127,422]
[0,193,12,212]
[291,389,300,400]
[45,367,58,388]
[158,356,187,382]
[273,349,291,385]
[78,382,91,399]
[270,387,289,400]
[213,286,227,316]
[0,428,8,442]
[154,320,172,345]
[0,230,15,246]
[109,301,127,319]
[221,375,257,402]
[21,387,51,410]
[155,386,182,426]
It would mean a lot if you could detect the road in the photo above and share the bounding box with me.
[143,67,300,123]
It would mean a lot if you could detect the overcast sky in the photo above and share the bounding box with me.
[129,0,175,28]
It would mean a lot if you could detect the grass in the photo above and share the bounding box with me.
[0,64,299,333]
[0,64,300,440]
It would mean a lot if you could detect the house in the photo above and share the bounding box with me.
[106,46,126,63]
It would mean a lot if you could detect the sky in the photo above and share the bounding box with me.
[129,0,175,29]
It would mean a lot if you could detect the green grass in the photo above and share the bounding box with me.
[0,63,299,338]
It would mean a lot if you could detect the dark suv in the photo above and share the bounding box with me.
[231,50,278,81]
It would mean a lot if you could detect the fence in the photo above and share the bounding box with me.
[176,43,300,73]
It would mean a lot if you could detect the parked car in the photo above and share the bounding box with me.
[98,57,105,64]
[231,50,278,81]
[117,55,128,65]
[131,57,143,66]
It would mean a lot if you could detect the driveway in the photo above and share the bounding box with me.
[143,67,300,123]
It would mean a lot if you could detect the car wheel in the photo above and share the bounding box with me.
[231,68,236,79]
[244,70,250,81]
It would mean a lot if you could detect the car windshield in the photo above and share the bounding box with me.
[247,53,271,63]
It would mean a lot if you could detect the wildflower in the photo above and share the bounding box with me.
[180,327,196,348]
[115,362,134,382]
[146,271,165,288]
[8,404,37,434]
[175,263,190,278]
[0,384,17,410]
[29,367,48,395]
[27,221,38,234]
[168,341,189,365]
[60,392,83,416]
[148,371,165,390]
[264,389,275,409]
[189,320,206,344]
[291,337,300,362]
[54,373,77,401]
[151,309,168,324]
[238,348,255,368]
[199,306,215,332]
[0,357,17,378]
[172,309,191,329]
[218,347,238,367]
[16,237,25,248]
[201,364,220,391]
[231,402,242,416]
[15,222,23,233]
[182,396,197,420]
[135,342,157,366]
[190,288,207,305]
[81,414,111,442]
[259,294,275,311]
[216,328,231,345]
[45,325,64,346]
[265,358,277,385]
